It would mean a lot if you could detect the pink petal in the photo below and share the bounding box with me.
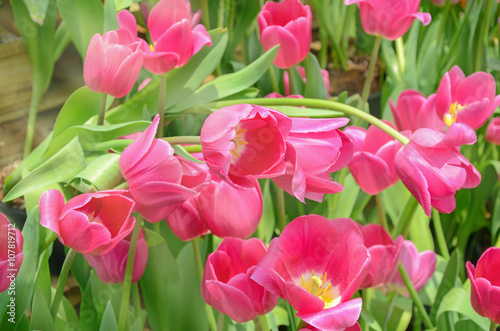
[298,298,363,331]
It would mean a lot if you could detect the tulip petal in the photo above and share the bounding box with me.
[298,298,363,331]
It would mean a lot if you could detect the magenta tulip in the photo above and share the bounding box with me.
[357,223,403,289]
[201,104,291,189]
[201,237,278,323]
[258,0,312,69]
[251,215,371,331]
[344,122,402,195]
[165,199,210,241]
[119,115,202,222]
[0,213,23,293]
[39,190,135,255]
[466,247,500,325]
[272,118,354,202]
[84,27,143,98]
[394,124,481,216]
[389,90,430,132]
[387,240,436,297]
[433,66,500,129]
[486,118,500,145]
[84,228,148,284]
[344,0,431,40]
[300,323,361,331]
[196,176,262,239]
[139,0,211,74]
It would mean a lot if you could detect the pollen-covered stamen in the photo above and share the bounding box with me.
[299,270,339,309]
[150,41,157,52]
[230,127,249,161]
[444,102,466,126]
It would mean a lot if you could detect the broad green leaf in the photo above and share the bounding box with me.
[29,288,56,331]
[70,154,122,192]
[99,302,118,331]
[430,251,461,324]
[71,251,91,291]
[0,208,40,330]
[53,21,72,61]
[304,53,328,100]
[370,296,412,331]
[327,172,360,219]
[104,0,119,32]
[4,138,86,202]
[80,280,100,331]
[56,0,104,58]
[166,46,279,113]
[90,272,122,321]
[256,180,276,244]
[23,0,50,25]
[408,207,434,252]
[34,248,52,307]
[382,181,410,228]
[437,287,489,330]
[55,295,80,331]
[114,0,134,11]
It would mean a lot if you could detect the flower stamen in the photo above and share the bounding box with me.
[444,102,466,126]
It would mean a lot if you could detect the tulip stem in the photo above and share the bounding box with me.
[201,0,211,29]
[490,320,497,331]
[97,93,108,126]
[398,263,433,330]
[287,67,297,95]
[375,194,389,232]
[269,66,280,93]
[132,283,142,330]
[118,217,143,331]
[217,313,224,331]
[395,37,405,76]
[156,74,167,138]
[276,186,287,232]
[23,84,42,158]
[360,35,382,113]
[51,248,77,318]
[206,98,410,145]
[392,196,419,239]
[163,136,202,145]
[432,208,450,260]
[192,238,218,331]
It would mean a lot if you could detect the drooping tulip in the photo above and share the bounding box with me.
[394,124,481,216]
[258,0,312,69]
[344,0,431,40]
[386,240,436,297]
[84,228,148,284]
[389,90,430,132]
[39,190,135,255]
[272,118,354,202]
[344,122,402,195]
[139,0,212,74]
[251,215,371,331]
[200,104,291,189]
[201,237,278,323]
[0,213,23,293]
[486,118,500,145]
[466,247,500,325]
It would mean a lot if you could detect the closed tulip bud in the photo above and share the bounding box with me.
[486,118,500,145]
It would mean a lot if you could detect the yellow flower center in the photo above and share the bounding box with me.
[300,270,340,309]
[149,41,157,52]
[230,127,249,161]
[443,102,466,126]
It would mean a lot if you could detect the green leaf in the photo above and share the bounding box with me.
[71,251,91,291]
[70,154,123,192]
[370,296,412,331]
[90,272,122,321]
[256,180,276,244]
[408,206,434,252]
[430,250,461,324]
[166,46,279,113]
[55,295,80,331]
[3,138,86,202]
[80,280,100,331]
[104,0,119,32]
[0,208,40,329]
[99,302,118,331]
[56,0,104,58]
[172,145,204,164]
[34,248,52,307]
[304,53,328,100]
[327,173,360,219]
[29,288,56,331]
[22,0,50,25]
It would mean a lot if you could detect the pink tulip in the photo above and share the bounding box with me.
[284,66,331,97]
[84,228,148,284]
[389,90,430,132]
[119,115,203,222]
[394,124,481,216]
[466,247,500,325]
[165,199,210,241]
[0,213,23,293]
[139,0,212,74]
[344,0,431,40]
[201,237,278,323]
[200,104,291,189]
[344,122,402,195]
[84,24,143,98]
[386,240,436,297]
[39,190,135,255]
[196,176,262,239]
[258,0,312,69]
[271,118,354,202]
[300,323,361,331]
[486,118,500,145]
[357,223,403,289]
[433,66,500,130]
[251,215,371,331]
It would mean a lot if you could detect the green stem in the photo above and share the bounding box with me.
[475,0,495,71]
[217,313,224,331]
[192,238,217,331]
[276,186,287,233]
[490,320,497,331]
[392,196,419,238]
[269,66,280,93]
[207,98,410,145]
[360,36,383,113]
[163,136,201,145]
[287,304,296,330]
[491,144,499,161]
[218,0,225,28]
[97,93,108,126]
[182,145,202,153]
[23,86,42,158]
[118,217,143,331]
[375,194,389,232]
[395,37,405,76]
[398,263,433,330]
[132,283,143,331]
[51,249,77,318]
[432,208,450,260]
[201,0,211,29]
[287,67,297,95]
[319,28,328,69]
[156,74,167,138]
